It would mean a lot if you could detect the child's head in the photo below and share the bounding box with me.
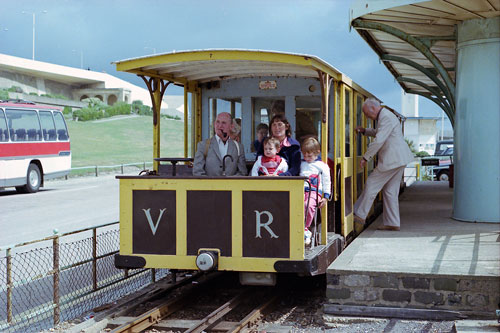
[301,137,321,163]
[256,123,269,141]
[263,137,280,158]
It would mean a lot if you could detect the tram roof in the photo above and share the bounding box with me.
[114,49,372,96]
[350,0,499,96]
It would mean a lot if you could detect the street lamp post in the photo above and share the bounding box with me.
[22,10,47,60]
[72,49,84,69]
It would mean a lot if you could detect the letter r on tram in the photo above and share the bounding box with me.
[254,210,279,239]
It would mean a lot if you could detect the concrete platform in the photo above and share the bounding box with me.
[326,181,500,317]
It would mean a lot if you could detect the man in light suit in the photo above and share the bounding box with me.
[354,98,414,231]
[193,112,247,176]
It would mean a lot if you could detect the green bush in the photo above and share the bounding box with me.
[73,107,104,121]
[164,114,181,120]
[405,138,417,155]
[0,89,9,100]
[105,102,131,117]
[29,92,39,96]
[416,151,430,157]
[7,86,23,93]
[63,106,72,115]
[132,100,152,116]
[73,101,135,121]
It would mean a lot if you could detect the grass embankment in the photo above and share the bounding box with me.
[67,116,185,168]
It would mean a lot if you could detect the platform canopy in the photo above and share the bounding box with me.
[350,0,500,125]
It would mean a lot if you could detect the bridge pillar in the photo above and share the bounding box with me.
[453,17,500,222]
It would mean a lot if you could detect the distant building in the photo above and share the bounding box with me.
[401,90,440,155]
[0,53,183,118]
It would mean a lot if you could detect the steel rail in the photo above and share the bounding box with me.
[229,293,280,332]
[110,272,218,333]
[185,289,251,333]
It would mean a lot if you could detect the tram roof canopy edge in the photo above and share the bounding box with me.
[114,48,380,101]
[114,49,336,84]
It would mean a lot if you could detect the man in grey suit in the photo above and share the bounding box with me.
[193,112,247,176]
[354,98,414,231]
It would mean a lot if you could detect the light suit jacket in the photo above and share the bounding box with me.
[363,108,414,172]
[193,136,247,176]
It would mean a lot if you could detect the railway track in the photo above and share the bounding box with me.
[69,272,459,333]
[106,272,280,333]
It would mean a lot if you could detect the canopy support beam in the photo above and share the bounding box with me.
[140,75,171,171]
[396,77,454,125]
[352,19,456,114]
[380,54,455,119]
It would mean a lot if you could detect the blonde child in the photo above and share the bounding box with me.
[300,137,331,245]
[251,137,288,176]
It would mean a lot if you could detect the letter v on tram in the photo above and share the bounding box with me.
[0,100,71,193]
[113,50,402,285]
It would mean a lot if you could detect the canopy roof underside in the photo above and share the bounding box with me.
[114,50,344,84]
[350,0,499,96]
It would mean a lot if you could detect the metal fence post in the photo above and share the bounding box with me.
[53,236,60,325]
[143,162,146,170]
[93,228,97,291]
[6,248,12,324]
[151,268,156,283]
[121,164,124,174]
[95,166,98,177]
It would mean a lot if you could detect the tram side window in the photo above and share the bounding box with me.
[295,96,321,144]
[53,112,69,141]
[336,85,341,158]
[251,98,274,152]
[252,98,288,150]
[0,110,8,142]
[208,98,241,136]
[5,109,42,142]
[345,90,351,157]
[356,95,363,156]
[39,111,57,141]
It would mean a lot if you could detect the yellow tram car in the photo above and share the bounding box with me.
[113,50,396,285]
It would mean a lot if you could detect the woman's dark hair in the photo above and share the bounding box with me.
[269,113,292,138]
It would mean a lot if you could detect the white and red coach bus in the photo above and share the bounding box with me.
[0,100,71,193]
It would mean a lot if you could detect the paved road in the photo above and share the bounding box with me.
[0,174,120,248]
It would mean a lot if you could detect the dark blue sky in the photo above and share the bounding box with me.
[0,0,449,125]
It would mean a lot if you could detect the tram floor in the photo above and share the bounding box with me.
[326,181,500,319]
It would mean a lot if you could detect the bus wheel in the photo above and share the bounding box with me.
[18,164,41,193]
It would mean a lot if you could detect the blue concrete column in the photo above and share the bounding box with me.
[453,17,500,222]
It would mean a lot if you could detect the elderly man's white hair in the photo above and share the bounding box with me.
[363,98,381,109]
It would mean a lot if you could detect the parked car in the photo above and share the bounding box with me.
[433,141,453,181]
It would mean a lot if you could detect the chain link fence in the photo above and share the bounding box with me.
[0,222,167,332]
